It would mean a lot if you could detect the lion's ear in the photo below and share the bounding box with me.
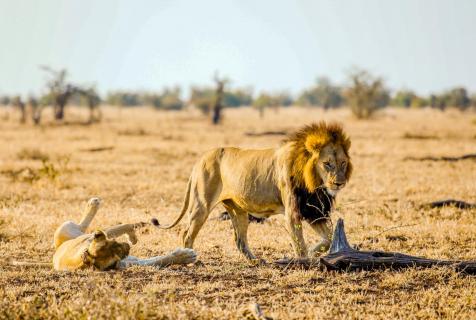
[93,230,106,241]
[305,134,328,153]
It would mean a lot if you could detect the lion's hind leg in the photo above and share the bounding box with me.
[182,205,210,249]
[223,201,259,263]
[181,153,223,249]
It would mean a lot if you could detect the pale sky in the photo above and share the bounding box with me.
[1,0,475,97]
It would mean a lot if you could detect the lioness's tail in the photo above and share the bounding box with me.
[157,177,192,229]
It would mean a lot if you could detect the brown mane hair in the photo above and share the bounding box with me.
[284,122,352,192]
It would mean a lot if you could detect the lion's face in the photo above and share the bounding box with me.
[291,122,352,194]
[316,143,350,194]
[85,230,130,270]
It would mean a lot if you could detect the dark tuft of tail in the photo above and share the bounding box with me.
[151,218,160,226]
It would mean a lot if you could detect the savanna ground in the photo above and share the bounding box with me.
[0,106,476,319]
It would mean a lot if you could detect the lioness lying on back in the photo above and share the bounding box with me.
[13,198,196,271]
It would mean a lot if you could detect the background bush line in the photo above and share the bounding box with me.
[1,67,475,119]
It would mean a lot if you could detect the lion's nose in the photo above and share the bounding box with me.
[334,182,345,187]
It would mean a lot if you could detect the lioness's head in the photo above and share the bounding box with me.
[286,122,352,195]
[84,230,130,270]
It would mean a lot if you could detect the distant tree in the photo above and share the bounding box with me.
[75,86,102,123]
[27,96,41,125]
[212,73,228,125]
[106,91,141,107]
[157,87,183,110]
[471,94,476,108]
[125,92,142,106]
[190,87,215,115]
[0,96,10,106]
[139,92,160,108]
[39,92,54,107]
[11,96,26,123]
[191,87,252,111]
[223,88,253,107]
[297,90,315,106]
[105,92,121,106]
[297,77,342,109]
[274,91,294,107]
[188,73,229,124]
[40,66,89,120]
[252,93,278,118]
[429,94,446,110]
[344,69,389,119]
[446,87,470,110]
[392,90,416,108]
[392,90,427,108]
[410,96,427,108]
[106,88,184,111]
[428,87,470,111]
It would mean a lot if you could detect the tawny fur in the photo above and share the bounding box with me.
[284,122,352,192]
[160,122,352,261]
[13,198,197,271]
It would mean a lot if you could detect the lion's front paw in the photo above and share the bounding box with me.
[309,240,331,257]
[170,248,197,265]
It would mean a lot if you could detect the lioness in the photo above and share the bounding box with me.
[159,122,352,261]
[13,198,197,271]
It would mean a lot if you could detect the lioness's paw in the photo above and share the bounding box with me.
[126,232,138,245]
[87,197,102,208]
[170,248,197,264]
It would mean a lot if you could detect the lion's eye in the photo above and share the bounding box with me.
[323,162,333,170]
[341,161,347,168]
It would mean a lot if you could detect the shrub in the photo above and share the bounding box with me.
[0,96,10,106]
[392,90,415,108]
[252,93,278,118]
[223,88,253,107]
[297,77,342,108]
[190,87,215,115]
[446,87,470,110]
[344,69,389,119]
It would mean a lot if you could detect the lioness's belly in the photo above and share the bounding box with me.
[53,235,92,271]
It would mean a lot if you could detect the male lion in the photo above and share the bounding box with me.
[159,122,352,261]
[12,198,197,271]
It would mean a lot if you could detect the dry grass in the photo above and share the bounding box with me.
[1,106,476,319]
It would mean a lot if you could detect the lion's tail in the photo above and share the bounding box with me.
[157,177,192,229]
